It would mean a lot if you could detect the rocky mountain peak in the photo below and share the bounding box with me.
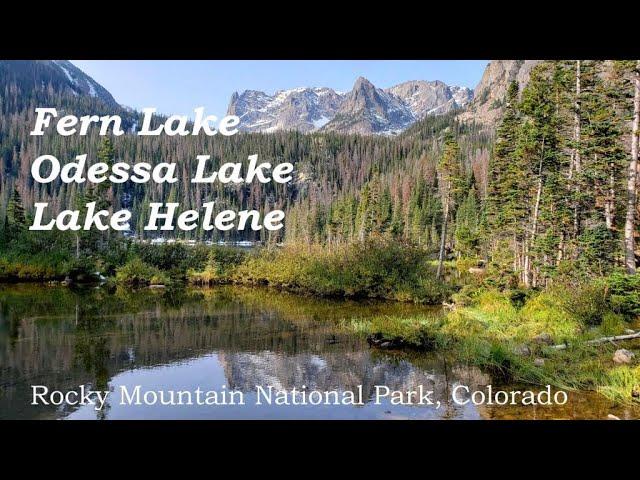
[229,76,474,136]
[344,76,390,113]
[386,80,473,119]
[353,76,375,90]
[321,77,414,135]
[457,60,541,126]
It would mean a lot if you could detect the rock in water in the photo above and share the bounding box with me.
[612,349,635,364]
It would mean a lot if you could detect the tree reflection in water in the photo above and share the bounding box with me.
[1,285,636,420]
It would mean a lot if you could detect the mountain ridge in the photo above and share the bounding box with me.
[457,60,541,126]
[227,76,473,136]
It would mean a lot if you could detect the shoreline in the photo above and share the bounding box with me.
[2,280,639,408]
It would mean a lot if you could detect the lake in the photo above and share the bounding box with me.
[0,284,636,420]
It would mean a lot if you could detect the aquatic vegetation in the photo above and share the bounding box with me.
[345,285,640,405]
[598,366,640,404]
[347,312,445,348]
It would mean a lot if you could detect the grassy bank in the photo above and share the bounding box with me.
[3,231,639,406]
[0,232,451,304]
[345,278,640,405]
[187,239,451,303]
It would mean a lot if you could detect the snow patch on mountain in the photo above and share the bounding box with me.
[87,80,97,97]
[228,86,346,133]
[229,77,474,136]
[312,116,330,129]
[54,61,77,85]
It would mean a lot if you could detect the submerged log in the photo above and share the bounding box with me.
[551,331,640,350]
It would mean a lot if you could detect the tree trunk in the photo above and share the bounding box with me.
[436,198,449,280]
[605,157,616,230]
[574,60,581,176]
[571,60,582,240]
[524,136,545,287]
[557,231,565,263]
[551,330,640,349]
[624,61,639,274]
[513,233,518,272]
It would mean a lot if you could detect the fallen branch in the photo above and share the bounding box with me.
[551,331,640,350]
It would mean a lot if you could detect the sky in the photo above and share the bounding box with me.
[71,60,489,117]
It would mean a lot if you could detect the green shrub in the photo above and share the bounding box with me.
[451,284,484,307]
[207,247,247,275]
[132,242,210,273]
[558,282,609,326]
[225,239,448,303]
[599,311,627,336]
[115,258,168,286]
[601,272,640,318]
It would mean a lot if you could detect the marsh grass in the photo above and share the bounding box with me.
[347,312,446,348]
[345,285,640,405]
[598,366,640,404]
[188,239,451,303]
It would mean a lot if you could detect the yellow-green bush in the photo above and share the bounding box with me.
[115,258,169,286]
[598,366,640,404]
[203,239,450,303]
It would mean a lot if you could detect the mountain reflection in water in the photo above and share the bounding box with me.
[0,285,636,420]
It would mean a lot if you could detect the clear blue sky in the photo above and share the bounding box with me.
[71,60,489,117]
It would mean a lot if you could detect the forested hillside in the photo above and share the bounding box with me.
[0,60,490,246]
[1,60,639,282]
[2,60,640,406]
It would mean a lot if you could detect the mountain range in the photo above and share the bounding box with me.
[0,60,536,135]
[0,58,549,246]
[227,76,473,135]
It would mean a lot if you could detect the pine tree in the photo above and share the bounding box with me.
[577,61,626,272]
[518,62,567,286]
[436,132,463,278]
[485,80,530,275]
[95,137,115,211]
[6,187,26,239]
[455,185,481,258]
[487,81,520,232]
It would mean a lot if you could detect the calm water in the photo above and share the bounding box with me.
[0,284,636,420]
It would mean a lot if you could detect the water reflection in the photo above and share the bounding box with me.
[0,284,636,420]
